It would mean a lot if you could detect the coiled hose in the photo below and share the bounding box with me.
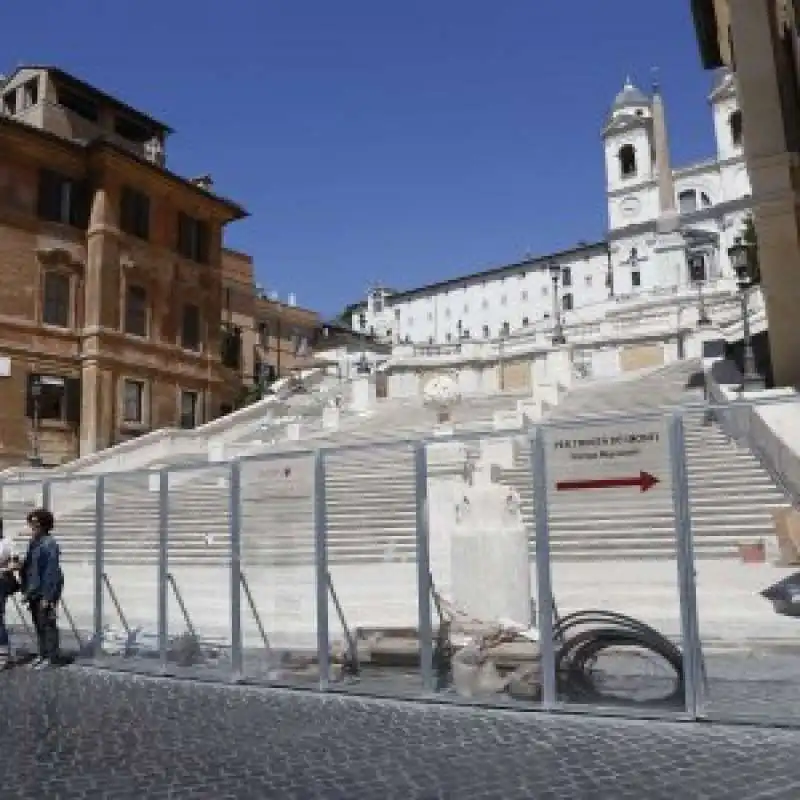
[553,609,684,707]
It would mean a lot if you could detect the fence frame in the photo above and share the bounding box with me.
[2,397,797,723]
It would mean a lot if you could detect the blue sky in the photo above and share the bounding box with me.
[4,1,714,317]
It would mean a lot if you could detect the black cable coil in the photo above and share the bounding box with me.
[553,610,685,707]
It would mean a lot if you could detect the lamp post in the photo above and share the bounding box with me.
[688,251,710,326]
[549,263,566,344]
[29,376,42,467]
[498,328,508,392]
[728,237,762,391]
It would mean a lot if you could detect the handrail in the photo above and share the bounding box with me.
[326,571,359,677]
[101,572,136,654]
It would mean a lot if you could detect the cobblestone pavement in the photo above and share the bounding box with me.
[4,666,800,799]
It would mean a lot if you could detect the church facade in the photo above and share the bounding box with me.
[351,71,752,346]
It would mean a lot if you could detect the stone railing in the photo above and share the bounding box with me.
[704,358,800,507]
[0,367,330,481]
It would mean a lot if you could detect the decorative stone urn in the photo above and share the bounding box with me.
[423,373,461,424]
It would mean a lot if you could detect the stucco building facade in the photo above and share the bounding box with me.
[691,0,800,386]
[0,66,251,466]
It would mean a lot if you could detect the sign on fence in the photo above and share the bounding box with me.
[546,417,672,496]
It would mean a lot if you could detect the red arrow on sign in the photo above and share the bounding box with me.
[556,471,660,494]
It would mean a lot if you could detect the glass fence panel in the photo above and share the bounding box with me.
[49,475,99,657]
[692,401,800,724]
[543,411,687,714]
[98,470,160,669]
[324,441,422,696]
[1,478,46,658]
[166,463,232,678]
[429,429,542,707]
[240,451,317,686]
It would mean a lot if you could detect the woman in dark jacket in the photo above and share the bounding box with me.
[21,509,64,669]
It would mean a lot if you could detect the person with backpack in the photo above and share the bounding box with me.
[0,518,20,670]
[20,508,64,669]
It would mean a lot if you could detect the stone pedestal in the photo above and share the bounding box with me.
[350,375,376,413]
[322,405,340,431]
[450,466,531,626]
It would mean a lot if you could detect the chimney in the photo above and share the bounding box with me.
[191,174,214,192]
[287,292,297,307]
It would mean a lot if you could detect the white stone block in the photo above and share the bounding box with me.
[451,482,531,627]
[286,422,302,441]
[480,438,514,469]
[207,441,226,463]
[322,405,340,431]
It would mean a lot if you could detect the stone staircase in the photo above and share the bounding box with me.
[2,392,525,568]
[497,359,790,560]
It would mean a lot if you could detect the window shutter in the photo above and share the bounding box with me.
[65,377,82,426]
[197,221,210,263]
[70,179,91,229]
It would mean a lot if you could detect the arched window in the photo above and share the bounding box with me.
[729,110,743,146]
[678,189,698,214]
[618,144,637,178]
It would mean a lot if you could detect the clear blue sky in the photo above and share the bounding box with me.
[4,1,714,318]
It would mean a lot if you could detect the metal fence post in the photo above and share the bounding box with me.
[94,475,105,659]
[41,480,51,511]
[531,424,557,709]
[414,443,434,693]
[313,450,330,690]
[229,460,243,681]
[158,469,169,671]
[669,411,704,718]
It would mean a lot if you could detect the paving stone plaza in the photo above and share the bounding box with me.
[2,666,800,800]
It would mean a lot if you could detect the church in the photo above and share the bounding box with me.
[350,70,752,346]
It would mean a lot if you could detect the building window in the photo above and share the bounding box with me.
[585,275,592,286]
[678,189,698,214]
[180,390,199,429]
[122,380,145,424]
[372,294,383,313]
[124,284,148,337]
[562,293,574,311]
[2,89,16,115]
[177,212,210,263]
[632,271,641,288]
[730,110,743,146]
[22,79,38,109]
[258,321,270,349]
[221,324,242,369]
[445,333,452,343]
[501,321,510,336]
[42,271,71,328]
[618,144,637,178]
[181,303,201,351]
[562,267,572,287]
[700,191,712,207]
[358,313,366,330]
[26,374,81,425]
[522,316,529,327]
[120,186,151,240]
[482,325,490,338]
[37,169,89,229]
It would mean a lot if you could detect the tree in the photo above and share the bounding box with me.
[741,215,761,284]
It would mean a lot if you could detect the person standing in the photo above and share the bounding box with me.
[21,509,63,669]
[0,519,20,670]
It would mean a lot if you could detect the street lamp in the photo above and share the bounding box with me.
[728,237,762,391]
[549,263,566,344]
[688,251,710,326]
[29,376,42,467]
